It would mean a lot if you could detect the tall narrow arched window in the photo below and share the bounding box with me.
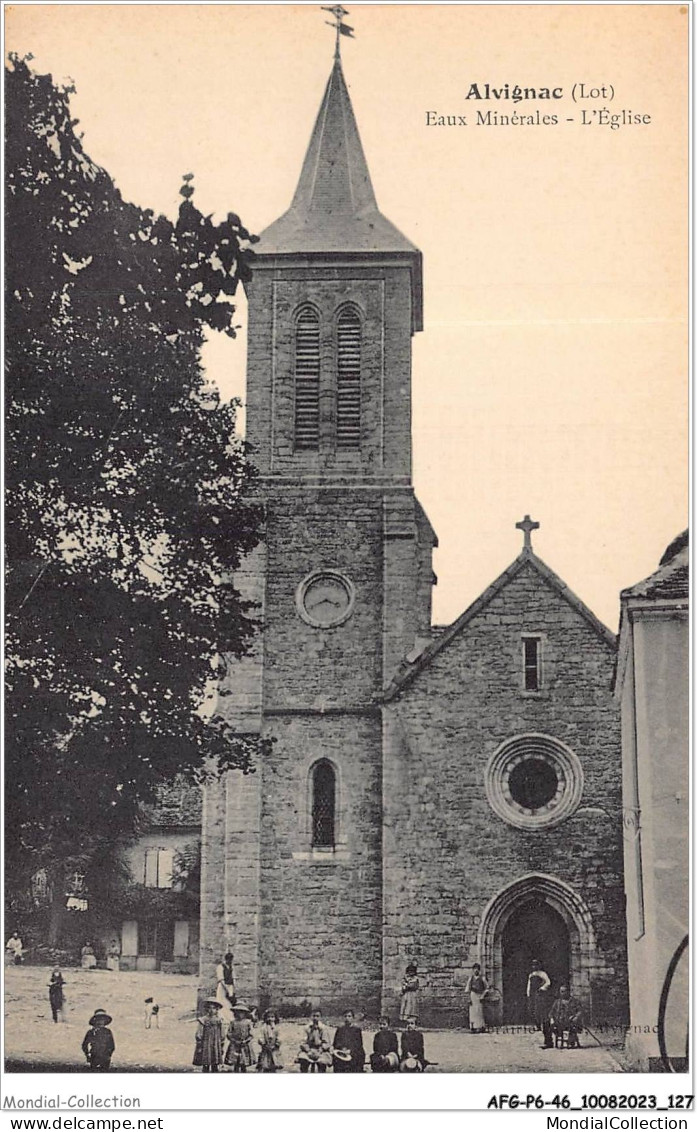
[336,306,361,449]
[294,306,320,450]
[311,760,336,847]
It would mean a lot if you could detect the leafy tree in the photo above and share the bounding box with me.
[5,55,265,939]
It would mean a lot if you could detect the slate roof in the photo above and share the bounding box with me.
[383,547,616,701]
[254,57,423,329]
[621,530,689,602]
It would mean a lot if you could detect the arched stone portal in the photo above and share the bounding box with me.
[478,874,599,1022]
[501,898,570,1023]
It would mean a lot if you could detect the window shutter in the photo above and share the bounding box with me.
[158,847,174,889]
[337,308,361,449]
[295,307,320,450]
[144,848,158,888]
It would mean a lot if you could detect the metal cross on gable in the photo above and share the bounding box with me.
[322,5,355,58]
[516,514,540,551]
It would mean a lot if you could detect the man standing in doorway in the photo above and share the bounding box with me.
[526,957,553,1048]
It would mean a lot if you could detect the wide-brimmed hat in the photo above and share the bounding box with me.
[204,998,223,1009]
[89,1009,112,1026]
[402,1055,420,1072]
[384,1051,399,1070]
[333,1048,352,1062]
[232,1002,252,1015]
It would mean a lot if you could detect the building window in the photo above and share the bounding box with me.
[336,306,361,449]
[143,847,174,889]
[138,922,174,961]
[294,305,320,450]
[311,760,336,847]
[139,922,158,957]
[522,636,542,692]
[485,734,584,830]
[508,757,558,809]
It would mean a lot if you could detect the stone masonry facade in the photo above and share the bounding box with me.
[198,51,628,1029]
[382,556,627,1026]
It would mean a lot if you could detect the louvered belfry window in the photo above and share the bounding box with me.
[336,307,361,449]
[294,306,320,450]
[312,760,336,848]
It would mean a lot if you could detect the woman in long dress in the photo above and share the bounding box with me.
[400,964,420,1024]
[81,942,97,970]
[465,963,489,1033]
[106,941,120,972]
[5,932,23,966]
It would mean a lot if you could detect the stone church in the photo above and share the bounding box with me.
[199,51,628,1027]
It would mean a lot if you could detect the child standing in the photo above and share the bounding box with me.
[225,1003,256,1072]
[256,1010,283,1072]
[81,1009,115,1071]
[48,969,65,1023]
[195,999,224,1073]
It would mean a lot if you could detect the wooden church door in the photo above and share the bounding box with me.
[501,898,570,1024]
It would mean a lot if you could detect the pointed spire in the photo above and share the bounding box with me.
[256,55,421,284]
[289,56,377,220]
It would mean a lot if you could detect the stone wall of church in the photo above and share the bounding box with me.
[382,560,627,1027]
[256,711,383,1015]
[245,262,414,481]
[261,491,384,709]
[249,479,425,1015]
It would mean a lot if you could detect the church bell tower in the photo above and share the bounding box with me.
[199,32,437,1014]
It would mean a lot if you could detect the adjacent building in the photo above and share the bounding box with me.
[615,531,689,1069]
[117,780,201,974]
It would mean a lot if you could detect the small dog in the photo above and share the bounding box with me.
[144,997,160,1029]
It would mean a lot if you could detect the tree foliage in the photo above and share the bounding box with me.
[5,56,265,904]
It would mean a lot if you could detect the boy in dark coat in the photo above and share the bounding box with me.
[399,1016,426,1072]
[82,1009,115,1071]
[332,1010,365,1073]
[370,1016,399,1072]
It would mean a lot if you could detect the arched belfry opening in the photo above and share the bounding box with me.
[478,874,598,1023]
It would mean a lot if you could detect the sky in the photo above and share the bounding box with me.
[5,3,688,630]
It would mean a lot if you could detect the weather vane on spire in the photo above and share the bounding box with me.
[322,5,355,58]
